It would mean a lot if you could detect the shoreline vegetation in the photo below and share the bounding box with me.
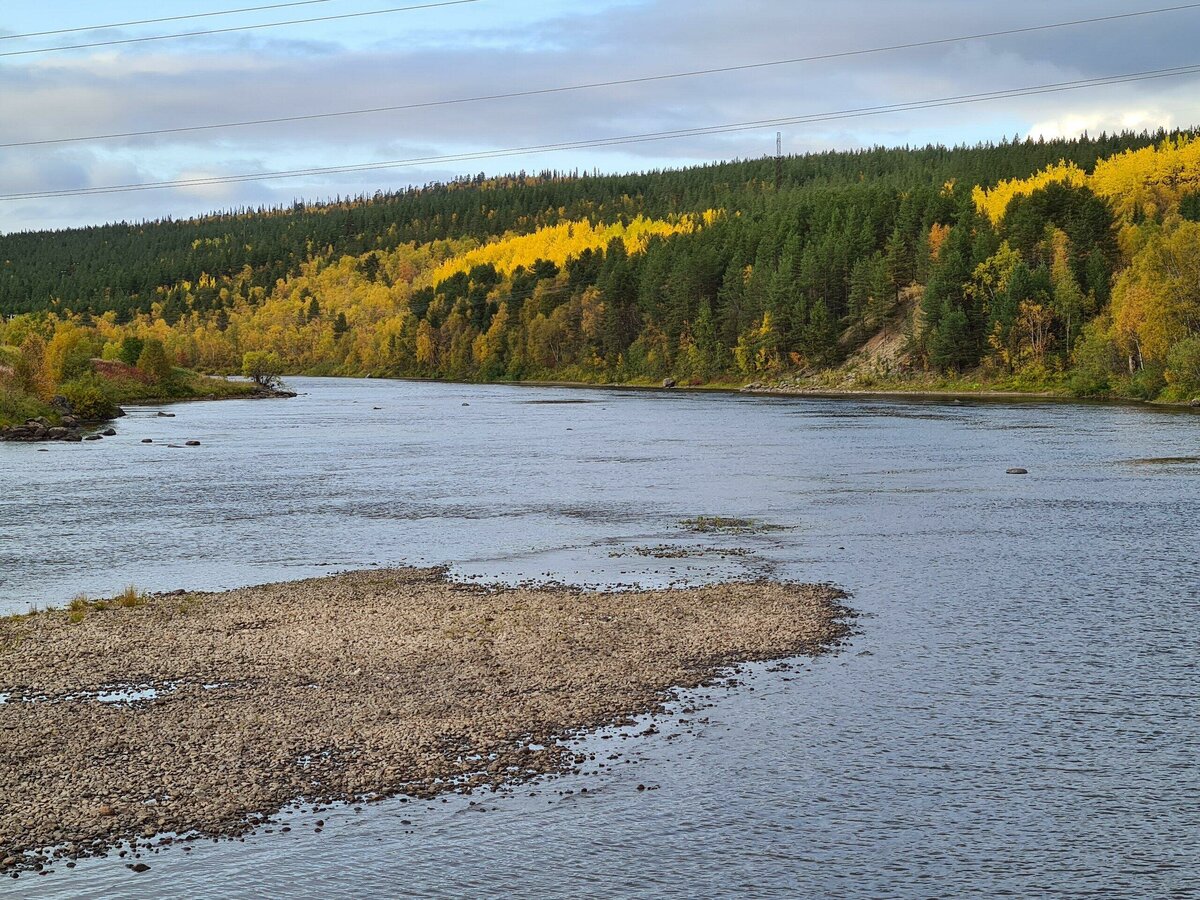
[0,568,851,875]
[5,132,1200,416]
[0,344,294,440]
[334,370,1198,412]
[393,371,1200,408]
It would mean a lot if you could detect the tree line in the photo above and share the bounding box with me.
[3,128,1200,403]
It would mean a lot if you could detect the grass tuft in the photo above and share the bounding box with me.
[53,586,146,622]
[115,585,147,608]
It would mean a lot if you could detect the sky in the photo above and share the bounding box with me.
[2,0,1200,232]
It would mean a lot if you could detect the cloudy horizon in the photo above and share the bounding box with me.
[3,0,1200,233]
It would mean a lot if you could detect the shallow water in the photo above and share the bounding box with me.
[2,377,1198,897]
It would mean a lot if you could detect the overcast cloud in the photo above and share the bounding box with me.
[2,0,1199,231]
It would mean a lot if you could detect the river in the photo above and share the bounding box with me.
[1,377,1197,897]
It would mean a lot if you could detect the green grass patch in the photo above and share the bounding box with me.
[87,370,259,406]
[0,385,57,428]
[40,369,261,426]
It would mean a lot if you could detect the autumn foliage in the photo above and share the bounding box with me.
[4,132,1200,404]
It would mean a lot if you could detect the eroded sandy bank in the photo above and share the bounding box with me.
[0,568,851,872]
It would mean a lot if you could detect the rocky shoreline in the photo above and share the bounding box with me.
[0,412,124,443]
[0,568,851,876]
[0,387,295,444]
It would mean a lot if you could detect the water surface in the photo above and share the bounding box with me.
[2,378,1197,897]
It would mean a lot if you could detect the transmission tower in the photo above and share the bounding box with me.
[775,132,783,192]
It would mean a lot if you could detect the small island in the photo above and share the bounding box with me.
[0,568,851,873]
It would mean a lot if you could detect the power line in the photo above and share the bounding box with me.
[5,2,1198,148]
[5,62,1199,203]
[0,0,481,59]
[0,1,337,42]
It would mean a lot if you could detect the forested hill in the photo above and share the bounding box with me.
[0,132,1170,316]
[3,129,1200,408]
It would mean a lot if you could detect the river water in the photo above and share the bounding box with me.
[2,377,1197,897]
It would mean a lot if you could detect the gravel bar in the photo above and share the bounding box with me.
[0,567,851,872]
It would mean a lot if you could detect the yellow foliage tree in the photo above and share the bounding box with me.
[427,214,712,286]
[974,135,1200,225]
[973,162,1088,225]
[1091,135,1200,220]
[1109,219,1200,369]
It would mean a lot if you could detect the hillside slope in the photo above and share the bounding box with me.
[4,130,1200,404]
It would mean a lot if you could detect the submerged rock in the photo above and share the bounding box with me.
[1006,467,1029,475]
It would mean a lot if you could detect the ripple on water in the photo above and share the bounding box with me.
[2,377,1198,898]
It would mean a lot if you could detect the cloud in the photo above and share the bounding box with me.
[3,0,1200,231]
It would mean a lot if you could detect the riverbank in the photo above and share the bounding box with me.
[369,371,1200,411]
[0,568,851,875]
[0,375,293,442]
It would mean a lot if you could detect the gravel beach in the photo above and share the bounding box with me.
[0,568,850,872]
